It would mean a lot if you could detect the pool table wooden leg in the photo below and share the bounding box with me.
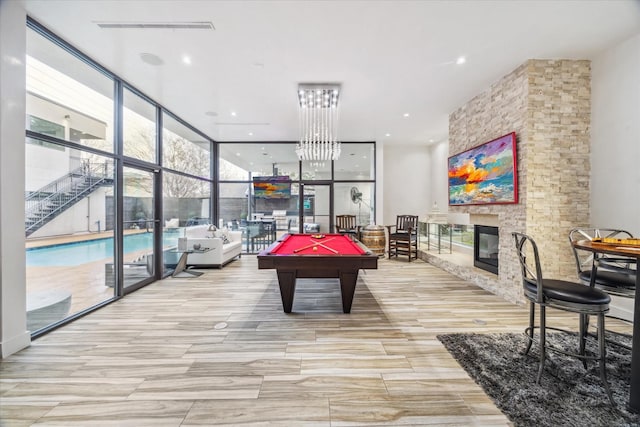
[276,270,296,313]
[339,270,359,313]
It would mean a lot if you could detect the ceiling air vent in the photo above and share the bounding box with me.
[94,21,215,30]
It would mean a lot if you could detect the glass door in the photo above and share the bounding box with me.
[122,166,158,289]
[300,183,332,234]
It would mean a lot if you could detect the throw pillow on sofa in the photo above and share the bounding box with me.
[214,229,230,244]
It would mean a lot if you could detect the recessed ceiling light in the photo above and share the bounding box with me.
[248,132,253,136]
[385,133,391,137]
[182,55,192,65]
[403,113,410,117]
[456,56,466,65]
[139,52,164,66]
[236,152,241,156]
[231,111,237,117]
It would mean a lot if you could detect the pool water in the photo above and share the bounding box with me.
[26,232,180,267]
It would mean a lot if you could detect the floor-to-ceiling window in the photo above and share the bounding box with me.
[218,141,376,252]
[123,87,157,162]
[218,143,300,252]
[25,24,117,333]
[161,112,213,272]
[23,18,374,335]
[24,19,214,336]
[333,143,376,226]
[121,87,159,289]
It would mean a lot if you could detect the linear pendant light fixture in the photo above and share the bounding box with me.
[296,83,341,164]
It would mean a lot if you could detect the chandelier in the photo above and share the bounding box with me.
[295,84,341,163]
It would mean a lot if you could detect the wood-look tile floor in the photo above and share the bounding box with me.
[1,256,633,426]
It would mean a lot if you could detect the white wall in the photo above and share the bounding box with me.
[0,1,30,358]
[375,144,384,225]
[25,143,70,190]
[591,32,640,322]
[426,139,470,223]
[382,144,430,225]
[591,33,640,236]
[427,140,448,210]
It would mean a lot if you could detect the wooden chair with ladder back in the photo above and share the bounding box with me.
[335,214,358,239]
[386,215,419,261]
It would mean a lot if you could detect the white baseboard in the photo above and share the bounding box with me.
[608,294,634,323]
[1,331,31,358]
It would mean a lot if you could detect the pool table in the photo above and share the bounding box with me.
[258,233,378,313]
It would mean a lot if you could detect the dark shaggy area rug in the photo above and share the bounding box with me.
[437,331,640,427]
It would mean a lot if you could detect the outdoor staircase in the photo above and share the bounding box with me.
[25,161,114,237]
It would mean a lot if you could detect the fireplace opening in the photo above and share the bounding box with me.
[474,225,499,274]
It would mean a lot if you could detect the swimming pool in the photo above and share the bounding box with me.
[26,233,179,267]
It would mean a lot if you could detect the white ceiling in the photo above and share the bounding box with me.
[22,0,640,146]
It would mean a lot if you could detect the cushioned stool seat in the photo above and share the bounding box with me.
[524,278,611,306]
[513,232,615,406]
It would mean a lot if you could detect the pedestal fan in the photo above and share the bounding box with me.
[350,186,369,223]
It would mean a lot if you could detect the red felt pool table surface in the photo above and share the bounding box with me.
[258,234,378,313]
[268,233,366,255]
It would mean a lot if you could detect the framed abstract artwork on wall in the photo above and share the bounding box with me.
[448,132,518,206]
[253,176,292,199]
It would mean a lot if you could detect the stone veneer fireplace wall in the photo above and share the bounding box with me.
[447,59,591,304]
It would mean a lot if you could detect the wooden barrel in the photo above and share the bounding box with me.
[360,225,386,257]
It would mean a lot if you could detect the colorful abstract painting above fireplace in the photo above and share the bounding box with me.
[448,132,518,206]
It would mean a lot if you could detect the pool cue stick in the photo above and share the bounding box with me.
[313,237,335,244]
[316,242,338,254]
[310,237,337,253]
[293,242,318,253]
[292,237,337,253]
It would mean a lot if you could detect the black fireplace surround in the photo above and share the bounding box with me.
[474,225,499,274]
